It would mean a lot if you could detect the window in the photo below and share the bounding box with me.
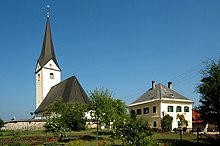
[143,107,149,114]
[153,121,157,128]
[50,73,54,79]
[168,106,173,112]
[176,106,182,112]
[184,106,189,112]
[177,121,181,127]
[137,109,142,115]
[37,74,40,81]
[153,106,157,113]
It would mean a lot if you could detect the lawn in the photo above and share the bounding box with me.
[0,129,218,146]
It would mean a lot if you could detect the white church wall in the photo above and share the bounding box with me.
[36,59,61,109]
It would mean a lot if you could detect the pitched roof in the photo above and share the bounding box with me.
[35,76,91,114]
[36,17,60,72]
[129,83,193,106]
[192,110,204,124]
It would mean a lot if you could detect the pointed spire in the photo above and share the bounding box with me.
[37,10,60,71]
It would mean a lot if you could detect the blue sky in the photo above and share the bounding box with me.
[0,0,220,121]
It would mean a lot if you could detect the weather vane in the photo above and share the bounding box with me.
[47,5,50,18]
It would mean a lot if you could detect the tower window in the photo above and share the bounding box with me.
[37,74,40,81]
[50,73,54,79]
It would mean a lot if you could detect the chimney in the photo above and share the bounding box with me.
[168,82,172,89]
[152,81,155,89]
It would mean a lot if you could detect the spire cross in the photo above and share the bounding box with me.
[47,5,50,18]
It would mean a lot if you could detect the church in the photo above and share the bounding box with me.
[2,13,91,130]
[34,13,91,117]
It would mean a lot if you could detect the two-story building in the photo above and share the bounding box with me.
[129,81,193,130]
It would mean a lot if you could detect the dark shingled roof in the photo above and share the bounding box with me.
[130,83,192,106]
[35,76,91,114]
[36,17,60,72]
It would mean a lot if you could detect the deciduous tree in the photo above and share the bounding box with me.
[44,98,88,140]
[197,60,220,132]
[89,88,128,139]
[161,114,173,132]
[0,118,4,130]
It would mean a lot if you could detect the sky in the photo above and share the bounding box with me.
[0,0,220,121]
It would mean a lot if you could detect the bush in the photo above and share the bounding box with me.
[161,114,173,132]
[69,140,84,146]
[112,110,152,146]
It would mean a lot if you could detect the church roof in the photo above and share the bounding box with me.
[35,76,91,114]
[36,17,60,72]
[129,83,193,106]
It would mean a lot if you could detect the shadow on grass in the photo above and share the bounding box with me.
[157,138,220,146]
[60,135,104,142]
[92,131,111,136]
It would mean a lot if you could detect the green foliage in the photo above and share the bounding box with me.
[69,140,84,146]
[176,114,187,128]
[197,60,220,131]
[43,142,60,146]
[44,121,61,135]
[63,103,88,131]
[89,88,128,134]
[44,98,88,137]
[8,141,29,146]
[112,110,151,146]
[161,114,173,132]
[0,118,4,129]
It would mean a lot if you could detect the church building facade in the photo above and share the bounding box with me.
[34,14,90,117]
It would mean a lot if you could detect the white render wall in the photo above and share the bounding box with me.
[36,59,61,109]
[160,101,193,130]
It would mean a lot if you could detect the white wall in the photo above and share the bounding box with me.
[161,101,192,130]
[36,60,61,109]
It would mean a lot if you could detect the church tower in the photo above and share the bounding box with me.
[35,14,61,109]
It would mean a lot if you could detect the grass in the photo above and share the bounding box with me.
[0,129,219,145]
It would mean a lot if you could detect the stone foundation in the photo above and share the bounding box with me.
[2,119,46,131]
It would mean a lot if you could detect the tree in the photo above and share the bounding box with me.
[197,60,220,132]
[176,114,187,128]
[89,88,128,139]
[161,114,173,132]
[44,98,88,140]
[112,110,151,146]
[62,103,88,131]
[0,118,4,130]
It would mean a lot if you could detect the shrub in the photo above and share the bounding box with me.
[161,114,173,132]
[69,140,83,146]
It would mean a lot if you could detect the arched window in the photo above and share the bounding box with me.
[37,74,40,81]
[50,73,54,79]
[168,106,173,112]
[176,106,182,112]
[184,106,189,112]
